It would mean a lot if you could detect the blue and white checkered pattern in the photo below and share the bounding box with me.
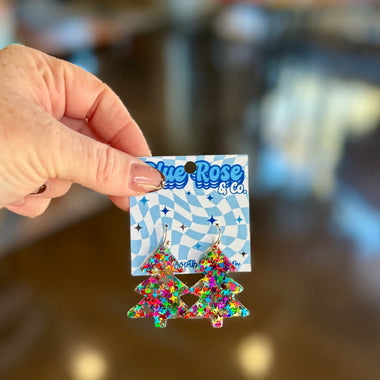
[130,155,251,275]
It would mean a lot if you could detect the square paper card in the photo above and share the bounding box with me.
[129,155,251,275]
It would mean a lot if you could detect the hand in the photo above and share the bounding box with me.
[0,44,164,217]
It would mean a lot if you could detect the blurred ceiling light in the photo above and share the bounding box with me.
[214,4,269,44]
[236,332,274,379]
[69,345,108,380]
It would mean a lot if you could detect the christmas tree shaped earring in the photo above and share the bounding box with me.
[127,225,189,328]
[185,223,249,328]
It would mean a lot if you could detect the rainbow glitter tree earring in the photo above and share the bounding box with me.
[127,225,189,328]
[185,224,249,328]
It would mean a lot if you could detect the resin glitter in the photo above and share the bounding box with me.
[185,244,249,328]
[127,245,189,328]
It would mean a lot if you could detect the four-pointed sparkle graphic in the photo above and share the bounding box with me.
[207,215,217,225]
[161,206,170,215]
[135,194,248,261]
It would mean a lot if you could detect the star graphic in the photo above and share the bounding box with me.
[194,242,202,250]
[134,224,143,232]
[236,216,243,223]
[180,224,186,231]
[241,251,248,257]
[186,191,191,196]
[207,194,213,201]
[161,206,170,215]
[207,215,217,225]
[140,196,149,206]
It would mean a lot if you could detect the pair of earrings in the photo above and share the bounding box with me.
[127,224,249,328]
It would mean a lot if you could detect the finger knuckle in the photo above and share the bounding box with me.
[95,145,117,186]
[6,198,50,218]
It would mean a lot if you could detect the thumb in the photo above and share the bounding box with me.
[45,123,164,197]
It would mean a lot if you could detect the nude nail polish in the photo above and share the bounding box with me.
[129,163,165,194]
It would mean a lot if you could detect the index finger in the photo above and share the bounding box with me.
[49,53,151,157]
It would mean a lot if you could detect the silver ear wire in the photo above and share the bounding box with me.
[163,224,169,247]
[215,223,221,245]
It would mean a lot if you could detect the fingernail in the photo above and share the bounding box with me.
[10,197,25,207]
[30,183,47,195]
[129,163,165,194]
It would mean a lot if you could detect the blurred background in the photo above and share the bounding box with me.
[1,0,380,379]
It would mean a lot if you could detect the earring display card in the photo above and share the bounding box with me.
[129,155,251,275]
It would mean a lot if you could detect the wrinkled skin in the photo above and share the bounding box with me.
[0,44,152,217]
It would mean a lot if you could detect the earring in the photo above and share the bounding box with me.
[127,225,189,328]
[185,223,249,328]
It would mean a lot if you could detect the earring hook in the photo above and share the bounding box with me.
[163,224,169,247]
[215,223,221,245]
